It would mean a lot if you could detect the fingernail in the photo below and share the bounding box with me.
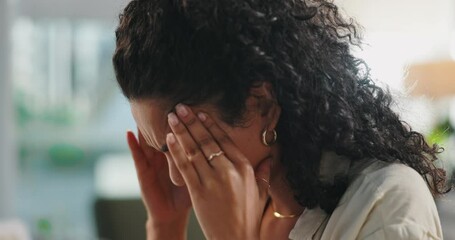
[197,112,207,122]
[168,112,179,126]
[167,133,176,144]
[176,104,189,117]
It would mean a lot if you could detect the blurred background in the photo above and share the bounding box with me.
[0,0,454,239]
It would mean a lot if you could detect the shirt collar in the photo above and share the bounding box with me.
[288,151,351,239]
[289,206,329,240]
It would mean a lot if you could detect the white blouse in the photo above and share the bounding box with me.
[289,154,443,240]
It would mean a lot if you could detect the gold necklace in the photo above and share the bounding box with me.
[271,201,300,219]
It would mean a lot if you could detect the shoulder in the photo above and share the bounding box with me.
[322,162,443,240]
[363,162,430,196]
[336,162,433,209]
[350,162,440,222]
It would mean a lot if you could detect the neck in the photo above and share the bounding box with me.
[268,175,304,219]
[270,197,304,218]
[260,199,302,240]
[266,145,304,218]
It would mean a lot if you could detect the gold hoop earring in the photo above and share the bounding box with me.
[262,129,277,146]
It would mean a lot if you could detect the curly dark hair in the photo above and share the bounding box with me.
[113,0,448,213]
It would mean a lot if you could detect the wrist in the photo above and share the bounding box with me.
[146,213,189,240]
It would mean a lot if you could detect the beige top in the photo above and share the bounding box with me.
[289,154,443,240]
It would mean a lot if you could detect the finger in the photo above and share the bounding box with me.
[197,112,249,167]
[127,130,152,174]
[174,104,232,168]
[127,130,174,214]
[166,132,201,190]
[137,128,157,159]
[164,152,186,186]
[128,130,165,196]
[168,111,213,176]
[137,128,185,186]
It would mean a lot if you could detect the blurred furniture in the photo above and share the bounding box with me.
[405,60,455,98]
[404,60,455,180]
[0,220,31,240]
[405,60,455,239]
[94,199,204,240]
[94,198,147,240]
[94,154,204,240]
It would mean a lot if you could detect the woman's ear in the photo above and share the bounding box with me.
[266,97,281,130]
[249,82,281,129]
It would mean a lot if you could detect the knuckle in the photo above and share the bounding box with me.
[203,179,216,191]
[184,116,197,126]
[176,158,190,171]
[172,125,186,135]
[221,168,238,181]
[192,182,203,193]
[198,135,213,147]
[186,148,201,161]
[205,120,216,129]
[243,164,254,176]
[217,134,231,144]
[236,160,252,173]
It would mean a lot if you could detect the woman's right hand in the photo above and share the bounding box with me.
[127,130,191,239]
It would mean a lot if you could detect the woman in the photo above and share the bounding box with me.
[113,0,448,239]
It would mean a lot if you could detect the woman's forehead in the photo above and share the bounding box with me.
[130,99,222,147]
[130,99,171,149]
[131,100,162,129]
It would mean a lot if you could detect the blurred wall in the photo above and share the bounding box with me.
[340,0,453,32]
[18,0,129,20]
[0,0,16,219]
[339,0,454,60]
[334,0,455,94]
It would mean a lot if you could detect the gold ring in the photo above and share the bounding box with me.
[207,151,224,161]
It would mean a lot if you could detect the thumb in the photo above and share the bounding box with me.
[127,130,151,175]
[164,153,186,186]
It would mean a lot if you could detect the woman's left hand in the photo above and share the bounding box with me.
[165,104,269,240]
